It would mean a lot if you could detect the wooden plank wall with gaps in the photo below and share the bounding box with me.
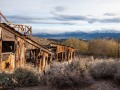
[49,43,75,62]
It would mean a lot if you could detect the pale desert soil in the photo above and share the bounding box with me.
[14,80,120,90]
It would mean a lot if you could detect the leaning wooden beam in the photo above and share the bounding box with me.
[26,39,53,54]
[0,12,10,24]
[0,23,53,55]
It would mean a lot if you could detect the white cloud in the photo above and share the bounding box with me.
[0,0,120,33]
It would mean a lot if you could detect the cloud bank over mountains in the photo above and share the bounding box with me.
[1,0,120,33]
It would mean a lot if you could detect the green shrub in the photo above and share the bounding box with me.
[0,72,14,89]
[89,61,118,80]
[13,68,39,87]
[40,60,94,89]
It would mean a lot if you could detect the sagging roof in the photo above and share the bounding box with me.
[50,43,74,49]
[0,23,53,54]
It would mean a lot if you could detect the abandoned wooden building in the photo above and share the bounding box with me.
[0,23,54,72]
[0,12,75,73]
[0,12,53,72]
[45,43,75,62]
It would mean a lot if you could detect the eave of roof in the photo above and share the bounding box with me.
[50,43,74,49]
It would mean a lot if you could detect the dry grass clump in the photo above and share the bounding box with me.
[39,60,94,89]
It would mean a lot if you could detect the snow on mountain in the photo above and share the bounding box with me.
[90,29,120,33]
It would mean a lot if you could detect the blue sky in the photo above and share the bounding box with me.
[0,0,120,34]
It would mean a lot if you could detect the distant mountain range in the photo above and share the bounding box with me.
[33,29,120,40]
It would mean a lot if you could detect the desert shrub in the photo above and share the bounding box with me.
[13,68,39,87]
[63,61,93,88]
[40,60,94,89]
[0,72,14,89]
[89,61,118,80]
[114,65,120,85]
[89,39,118,57]
[63,38,88,54]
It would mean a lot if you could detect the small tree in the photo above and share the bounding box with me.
[63,38,88,54]
[89,39,117,57]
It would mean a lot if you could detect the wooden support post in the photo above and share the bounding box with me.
[42,54,46,75]
[18,39,26,67]
[69,53,71,61]
[71,52,73,61]
[30,50,31,60]
[50,54,52,62]
[30,27,32,36]
[19,40,22,67]
[39,51,46,73]
[64,52,65,61]
[24,43,26,66]
[67,53,69,62]
[73,52,75,60]
[23,43,25,67]
[33,50,35,67]
[39,54,42,72]
[39,50,45,72]
[0,27,2,71]
[0,40,2,71]
[34,49,39,68]
[34,50,37,67]
[56,53,58,61]
[14,37,17,68]
[65,51,67,61]
[62,52,64,61]
[38,49,41,72]
[48,54,52,65]
[15,37,19,68]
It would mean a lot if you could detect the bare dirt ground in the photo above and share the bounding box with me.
[14,80,120,90]
[85,80,120,90]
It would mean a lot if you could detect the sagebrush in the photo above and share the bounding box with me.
[13,68,39,87]
[39,60,94,89]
